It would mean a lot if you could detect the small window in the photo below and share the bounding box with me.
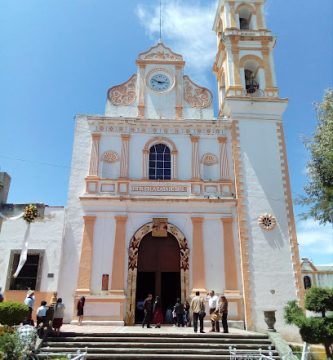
[303,276,312,289]
[149,144,171,180]
[8,252,43,290]
[240,17,250,30]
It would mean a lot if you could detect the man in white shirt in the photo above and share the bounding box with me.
[206,290,220,332]
[24,290,35,325]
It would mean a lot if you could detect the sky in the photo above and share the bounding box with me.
[0,0,332,264]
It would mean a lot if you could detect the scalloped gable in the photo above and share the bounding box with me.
[183,75,213,109]
[137,42,184,62]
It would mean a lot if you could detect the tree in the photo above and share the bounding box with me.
[298,89,333,224]
[284,287,333,359]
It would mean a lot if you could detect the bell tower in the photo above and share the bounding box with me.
[213,0,304,334]
[213,0,279,112]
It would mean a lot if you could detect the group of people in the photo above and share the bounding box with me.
[141,290,228,333]
[22,291,86,336]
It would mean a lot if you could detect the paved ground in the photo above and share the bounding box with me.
[60,324,261,335]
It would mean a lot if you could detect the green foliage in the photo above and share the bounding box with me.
[284,287,333,359]
[298,88,333,224]
[304,287,333,316]
[0,301,29,326]
[0,332,24,360]
[284,300,304,327]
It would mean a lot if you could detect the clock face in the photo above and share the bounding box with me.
[149,73,171,92]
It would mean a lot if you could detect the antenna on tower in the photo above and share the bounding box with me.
[159,0,162,43]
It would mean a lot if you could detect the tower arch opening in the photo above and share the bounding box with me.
[237,5,254,30]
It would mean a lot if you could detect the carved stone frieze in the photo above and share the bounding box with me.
[138,42,183,62]
[107,74,137,106]
[183,75,213,109]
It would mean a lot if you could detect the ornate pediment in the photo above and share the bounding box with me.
[183,75,213,108]
[107,74,137,106]
[137,42,183,62]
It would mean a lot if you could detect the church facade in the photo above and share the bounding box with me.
[0,0,303,337]
[58,0,303,335]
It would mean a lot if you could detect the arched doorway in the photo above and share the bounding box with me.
[125,222,189,325]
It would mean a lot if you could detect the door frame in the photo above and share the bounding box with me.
[125,222,189,325]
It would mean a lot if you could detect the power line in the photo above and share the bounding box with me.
[0,154,87,172]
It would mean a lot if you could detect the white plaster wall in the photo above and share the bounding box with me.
[0,207,65,292]
[99,134,122,179]
[317,274,333,288]
[237,118,299,336]
[58,116,91,321]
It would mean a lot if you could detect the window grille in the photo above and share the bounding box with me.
[149,144,171,180]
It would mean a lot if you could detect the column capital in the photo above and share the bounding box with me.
[191,217,204,224]
[218,136,227,144]
[91,133,101,140]
[83,215,96,224]
[221,217,233,224]
[115,215,128,222]
[121,134,131,141]
[190,135,200,143]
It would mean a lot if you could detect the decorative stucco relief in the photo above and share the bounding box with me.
[258,213,277,231]
[138,43,183,62]
[183,76,213,108]
[102,151,119,163]
[107,74,137,106]
[202,153,218,166]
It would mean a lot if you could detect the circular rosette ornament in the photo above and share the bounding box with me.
[23,204,39,223]
[258,213,277,231]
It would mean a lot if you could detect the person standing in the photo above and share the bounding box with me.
[174,298,184,327]
[142,293,153,328]
[36,300,48,327]
[184,300,191,327]
[24,290,35,325]
[52,298,65,336]
[206,290,220,332]
[77,296,85,326]
[190,291,205,333]
[153,296,163,328]
[219,295,229,333]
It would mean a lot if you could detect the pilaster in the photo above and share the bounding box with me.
[88,133,101,177]
[191,136,200,180]
[120,134,130,179]
[191,217,206,292]
[111,215,128,295]
[76,216,96,294]
[218,136,230,179]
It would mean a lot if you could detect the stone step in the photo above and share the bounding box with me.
[39,347,278,355]
[47,336,272,344]
[56,332,269,339]
[43,341,275,349]
[37,354,280,360]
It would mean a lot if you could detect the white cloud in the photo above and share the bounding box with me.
[297,219,333,263]
[135,0,217,85]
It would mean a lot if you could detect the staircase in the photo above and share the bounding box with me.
[37,332,280,359]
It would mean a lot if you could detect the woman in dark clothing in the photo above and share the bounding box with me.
[153,296,163,328]
[174,298,184,327]
[77,296,85,326]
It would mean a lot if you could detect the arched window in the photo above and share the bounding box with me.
[149,144,171,180]
[303,276,312,289]
[237,5,253,30]
[245,69,259,94]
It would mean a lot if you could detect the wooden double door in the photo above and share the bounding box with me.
[135,232,181,323]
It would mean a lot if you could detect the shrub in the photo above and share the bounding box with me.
[0,301,29,326]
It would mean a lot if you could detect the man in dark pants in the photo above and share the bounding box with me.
[142,293,153,328]
[174,298,184,327]
[190,291,205,333]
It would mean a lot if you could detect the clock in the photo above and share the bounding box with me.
[148,73,172,92]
